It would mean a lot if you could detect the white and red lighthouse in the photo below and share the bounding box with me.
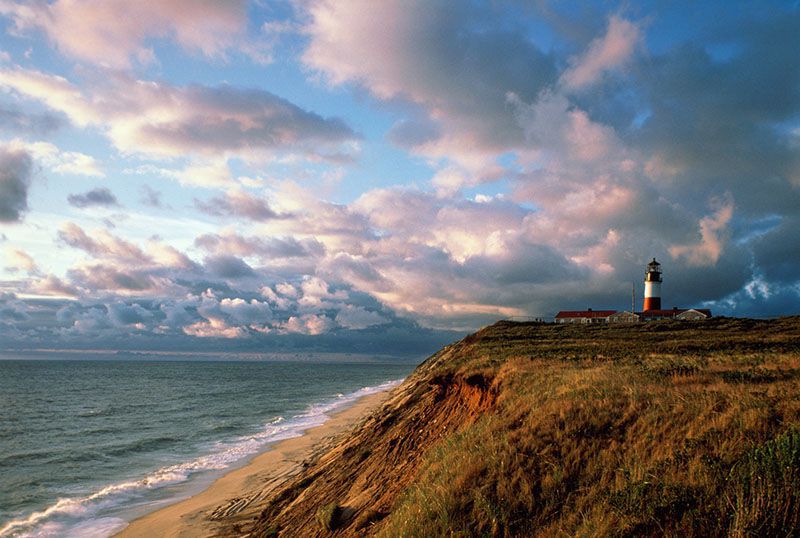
[643,258,662,311]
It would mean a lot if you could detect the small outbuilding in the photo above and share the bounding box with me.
[607,310,640,323]
[675,308,712,320]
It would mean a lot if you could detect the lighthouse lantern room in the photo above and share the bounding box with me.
[643,258,662,311]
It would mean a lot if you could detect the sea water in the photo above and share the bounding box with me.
[0,357,414,537]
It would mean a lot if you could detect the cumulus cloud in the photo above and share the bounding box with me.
[183,318,245,339]
[0,145,33,222]
[0,294,30,322]
[165,159,235,189]
[561,15,641,90]
[107,302,152,327]
[301,0,556,166]
[0,67,359,160]
[278,313,335,335]
[669,194,735,267]
[2,2,799,350]
[6,139,103,177]
[334,305,387,330]
[203,255,256,279]
[0,0,265,68]
[218,297,272,325]
[67,187,119,208]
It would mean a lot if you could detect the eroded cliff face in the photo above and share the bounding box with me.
[243,338,501,537]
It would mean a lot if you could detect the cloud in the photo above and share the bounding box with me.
[183,318,245,339]
[751,217,800,284]
[139,185,165,208]
[0,105,63,135]
[165,159,234,189]
[218,297,272,325]
[58,222,148,262]
[194,190,285,220]
[4,248,38,273]
[278,313,335,335]
[334,305,387,330]
[107,302,152,327]
[0,294,30,322]
[0,67,359,160]
[67,264,156,293]
[30,275,80,298]
[301,0,556,165]
[203,255,256,279]
[0,145,33,222]
[669,194,735,267]
[561,15,641,90]
[7,139,103,177]
[67,187,119,208]
[195,232,324,260]
[0,0,265,68]
[386,117,441,148]
[2,2,800,349]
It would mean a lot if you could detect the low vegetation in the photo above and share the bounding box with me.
[245,316,800,537]
[315,503,341,531]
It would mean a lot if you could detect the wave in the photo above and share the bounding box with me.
[0,378,402,538]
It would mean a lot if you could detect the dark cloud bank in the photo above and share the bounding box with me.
[0,295,460,357]
[0,147,33,222]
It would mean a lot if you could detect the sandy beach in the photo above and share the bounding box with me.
[115,389,392,538]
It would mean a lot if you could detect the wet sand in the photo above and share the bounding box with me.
[116,390,391,537]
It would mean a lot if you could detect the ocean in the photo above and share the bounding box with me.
[0,357,414,537]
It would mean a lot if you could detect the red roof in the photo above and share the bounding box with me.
[555,310,617,319]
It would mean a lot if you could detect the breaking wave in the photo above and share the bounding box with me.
[0,378,402,538]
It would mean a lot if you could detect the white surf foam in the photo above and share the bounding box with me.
[0,378,402,538]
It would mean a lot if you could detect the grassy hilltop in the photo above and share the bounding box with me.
[241,317,800,537]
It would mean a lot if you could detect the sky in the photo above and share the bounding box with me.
[0,0,798,353]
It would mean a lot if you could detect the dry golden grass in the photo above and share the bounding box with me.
[248,316,800,537]
[377,317,800,537]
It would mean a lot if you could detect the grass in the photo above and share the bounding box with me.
[727,429,800,536]
[376,317,800,537]
[247,316,800,537]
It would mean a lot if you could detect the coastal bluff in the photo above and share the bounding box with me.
[227,317,800,537]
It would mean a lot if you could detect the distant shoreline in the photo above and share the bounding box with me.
[114,388,394,537]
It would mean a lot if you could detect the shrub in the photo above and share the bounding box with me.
[315,502,341,531]
[642,356,704,378]
[609,480,699,533]
[720,367,778,384]
[727,429,800,536]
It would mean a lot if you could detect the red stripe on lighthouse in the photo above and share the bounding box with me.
[643,297,661,310]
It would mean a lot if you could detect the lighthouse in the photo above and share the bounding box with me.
[643,258,662,311]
